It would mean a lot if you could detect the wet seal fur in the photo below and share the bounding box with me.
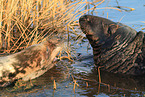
[0,38,63,87]
[79,15,145,75]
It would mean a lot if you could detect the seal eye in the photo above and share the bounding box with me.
[83,15,92,24]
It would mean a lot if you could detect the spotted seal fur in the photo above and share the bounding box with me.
[79,15,145,75]
[0,37,63,87]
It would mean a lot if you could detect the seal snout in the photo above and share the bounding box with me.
[79,15,94,24]
[79,15,87,22]
[79,15,94,35]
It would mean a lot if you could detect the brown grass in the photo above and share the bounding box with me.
[0,0,107,54]
[0,0,123,55]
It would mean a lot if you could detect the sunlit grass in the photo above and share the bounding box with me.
[0,0,102,54]
[0,0,125,55]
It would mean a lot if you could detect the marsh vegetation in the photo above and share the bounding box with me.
[1,0,145,96]
[0,0,107,54]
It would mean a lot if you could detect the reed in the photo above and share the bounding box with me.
[0,0,106,54]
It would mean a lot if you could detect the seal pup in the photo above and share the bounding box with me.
[0,37,63,87]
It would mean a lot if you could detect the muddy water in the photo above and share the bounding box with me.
[1,0,145,97]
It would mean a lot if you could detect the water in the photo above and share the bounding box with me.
[1,0,145,96]
[96,0,145,31]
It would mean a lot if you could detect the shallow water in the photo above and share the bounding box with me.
[1,0,145,97]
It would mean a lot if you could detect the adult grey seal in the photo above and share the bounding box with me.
[0,37,63,87]
[79,15,145,75]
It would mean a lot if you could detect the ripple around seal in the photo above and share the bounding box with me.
[1,0,145,96]
[1,38,145,97]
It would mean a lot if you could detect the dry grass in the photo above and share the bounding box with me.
[0,0,107,54]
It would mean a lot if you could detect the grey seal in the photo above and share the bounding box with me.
[0,37,63,87]
[79,15,145,75]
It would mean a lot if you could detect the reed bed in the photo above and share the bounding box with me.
[0,0,107,54]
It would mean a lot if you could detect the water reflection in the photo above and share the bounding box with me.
[1,57,145,97]
[0,0,145,96]
[74,64,145,97]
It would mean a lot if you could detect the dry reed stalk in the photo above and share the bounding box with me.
[72,74,79,93]
[53,80,56,90]
[73,80,76,90]
[98,66,102,83]
[0,0,3,49]
[86,82,88,87]
[0,0,121,54]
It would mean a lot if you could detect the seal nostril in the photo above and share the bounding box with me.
[79,15,90,22]
[79,16,85,22]
[83,15,90,22]
[84,15,93,23]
